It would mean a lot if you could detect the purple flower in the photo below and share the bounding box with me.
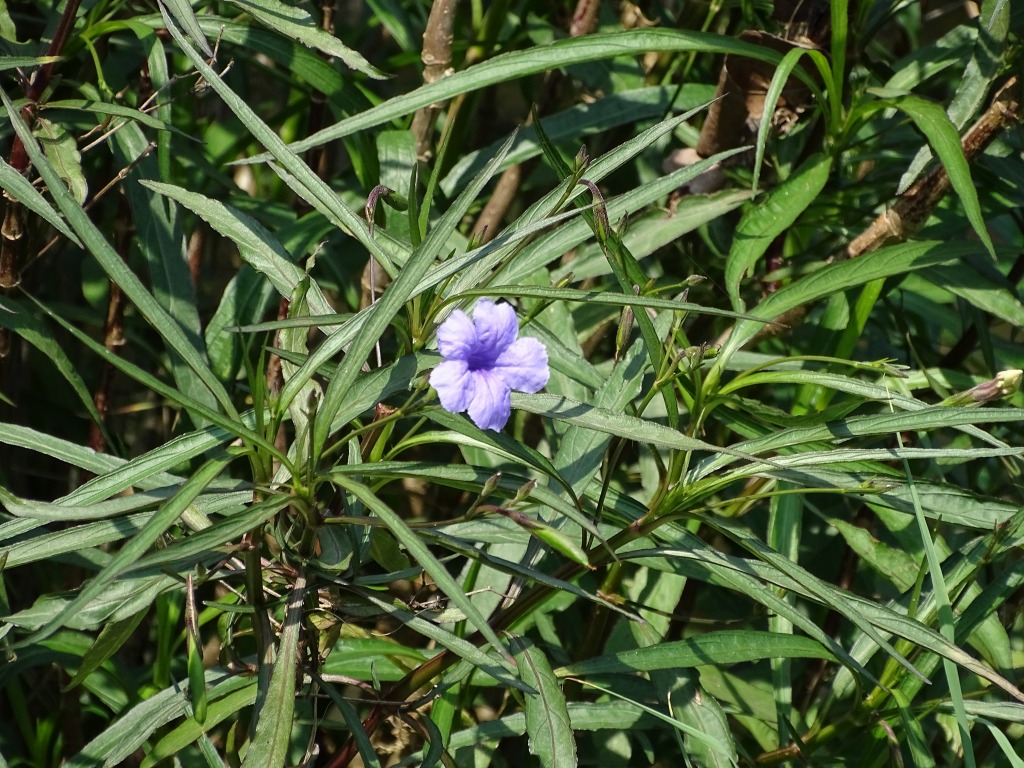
[429,299,549,431]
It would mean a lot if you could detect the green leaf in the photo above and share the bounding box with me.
[326,458,598,539]
[459,284,768,324]
[68,671,256,768]
[205,265,274,381]
[125,495,287,574]
[881,93,996,258]
[712,240,987,373]
[156,0,212,56]
[142,182,337,322]
[416,709,445,768]
[639,529,1024,704]
[776,466,1020,532]
[444,701,659,753]
[697,406,1024,482]
[352,589,534,693]
[510,636,577,768]
[707,517,925,686]
[979,717,1024,768]
[111,121,217,427]
[953,702,1024,723]
[558,631,835,677]
[43,99,190,136]
[0,423,193,494]
[512,392,760,467]
[897,0,1011,190]
[726,154,832,310]
[245,29,799,160]
[898,452,977,764]
[33,117,88,205]
[891,690,936,768]
[923,262,1024,328]
[375,129,417,243]
[829,517,920,592]
[142,16,350,96]
[751,47,833,192]
[66,610,148,689]
[5,575,178,631]
[0,512,150,568]
[141,684,258,768]
[672,683,738,768]
[552,312,665,498]
[566,676,737,759]
[0,56,60,71]
[767,490,800,747]
[223,0,385,78]
[511,514,591,567]
[242,573,306,768]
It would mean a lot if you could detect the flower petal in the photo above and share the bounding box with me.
[436,309,476,361]
[470,300,518,365]
[429,359,474,414]
[494,337,549,393]
[466,369,512,431]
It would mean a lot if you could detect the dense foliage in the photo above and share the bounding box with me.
[1,0,1023,766]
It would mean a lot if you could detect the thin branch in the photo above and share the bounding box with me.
[410,0,460,159]
[843,75,1020,260]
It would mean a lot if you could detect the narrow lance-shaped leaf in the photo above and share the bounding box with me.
[141,685,259,768]
[111,121,218,427]
[558,630,836,677]
[881,93,996,258]
[726,154,832,310]
[510,636,578,768]
[243,29,803,160]
[0,55,60,71]
[223,0,385,78]
[710,240,985,378]
[897,0,1011,190]
[33,117,88,205]
[242,572,307,768]
[141,181,338,322]
[65,610,148,689]
[156,0,212,56]
[68,672,257,768]
[185,573,207,725]
[499,508,591,568]
[672,683,738,768]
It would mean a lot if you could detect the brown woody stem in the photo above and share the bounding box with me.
[86,196,131,454]
[410,0,459,159]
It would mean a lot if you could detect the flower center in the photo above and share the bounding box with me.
[466,343,499,371]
